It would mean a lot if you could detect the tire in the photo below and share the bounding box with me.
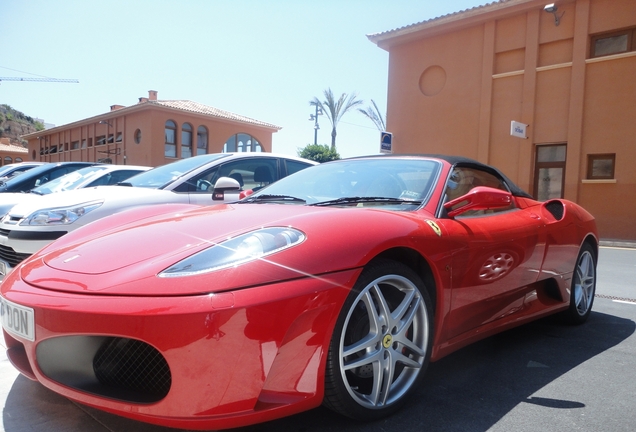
[564,243,597,324]
[323,259,433,421]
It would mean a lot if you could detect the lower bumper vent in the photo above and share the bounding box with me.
[94,337,171,400]
[37,335,171,403]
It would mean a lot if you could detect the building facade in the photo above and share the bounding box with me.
[0,138,28,164]
[369,0,636,240]
[22,90,280,168]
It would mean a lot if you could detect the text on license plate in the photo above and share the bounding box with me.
[0,296,35,341]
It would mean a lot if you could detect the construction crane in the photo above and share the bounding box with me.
[0,77,79,84]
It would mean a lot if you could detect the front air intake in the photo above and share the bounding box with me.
[37,335,171,403]
[93,337,172,401]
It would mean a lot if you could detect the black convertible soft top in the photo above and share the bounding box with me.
[349,153,533,199]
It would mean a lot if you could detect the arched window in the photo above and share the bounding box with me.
[197,126,208,155]
[4,157,12,165]
[165,120,177,158]
[15,157,23,162]
[223,133,263,153]
[181,123,193,158]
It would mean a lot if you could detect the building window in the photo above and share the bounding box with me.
[197,126,208,155]
[4,157,12,165]
[181,123,193,158]
[165,120,177,158]
[71,141,80,150]
[134,129,142,144]
[96,135,106,146]
[587,154,615,179]
[534,144,567,201]
[223,133,262,152]
[16,157,22,162]
[116,132,123,142]
[591,28,636,58]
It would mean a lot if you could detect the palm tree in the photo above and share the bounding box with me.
[358,99,386,131]
[310,88,363,151]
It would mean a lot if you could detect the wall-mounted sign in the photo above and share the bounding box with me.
[510,121,528,139]
[380,132,393,153]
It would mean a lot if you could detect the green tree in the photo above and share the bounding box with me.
[297,143,340,163]
[310,88,363,151]
[358,99,386,131]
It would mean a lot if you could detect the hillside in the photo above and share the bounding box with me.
[0,104,43,147]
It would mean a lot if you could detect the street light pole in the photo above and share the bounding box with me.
[308,105,323,145]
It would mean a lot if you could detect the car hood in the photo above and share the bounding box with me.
[7,186,177,217]
[0,192,40,216]
[17,203,433,296]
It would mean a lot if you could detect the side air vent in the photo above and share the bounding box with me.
[544,200,564,221]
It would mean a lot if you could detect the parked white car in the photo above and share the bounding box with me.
[0,164,151,217]
[0,153,316,275]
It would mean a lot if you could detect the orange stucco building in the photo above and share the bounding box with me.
[22,90,280,168]
[0,138,28,165]
[369,0,636,240]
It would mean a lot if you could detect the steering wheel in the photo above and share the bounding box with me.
[197,180,212,191]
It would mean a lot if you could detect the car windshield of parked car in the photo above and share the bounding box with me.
[242,158,441,209]
[123,154,229,189]
[30,166,110,195]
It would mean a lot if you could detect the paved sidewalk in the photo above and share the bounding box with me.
[599,239,636,249]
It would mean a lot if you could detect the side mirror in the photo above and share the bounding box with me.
[444,186,513,218]
[212,176,241,201]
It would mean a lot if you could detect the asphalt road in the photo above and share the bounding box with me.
[1,246,635,432]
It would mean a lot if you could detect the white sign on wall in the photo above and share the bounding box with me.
[510,121,528,139]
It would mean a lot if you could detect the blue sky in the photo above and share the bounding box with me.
[1,0,486,159]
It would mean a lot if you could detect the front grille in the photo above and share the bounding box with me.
[0,244,31,267]
[93,337,171,401]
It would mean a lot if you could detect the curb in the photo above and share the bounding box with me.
[599,240,636,249]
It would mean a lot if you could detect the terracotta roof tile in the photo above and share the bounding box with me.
[367,0,524,44]
[152,100,281,130]
[0,143,28,153]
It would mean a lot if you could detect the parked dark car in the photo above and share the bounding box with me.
[0,162,98,193]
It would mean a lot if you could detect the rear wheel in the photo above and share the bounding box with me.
[323,260,433,420]
[564,243,597,324]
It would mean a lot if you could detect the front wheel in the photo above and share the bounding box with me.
[323,260,433,421]
[564,243,597,324]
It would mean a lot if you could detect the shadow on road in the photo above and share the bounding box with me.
[2,310,633,432]
[239,310,635,432]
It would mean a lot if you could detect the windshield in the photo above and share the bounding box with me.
[124,154,229,189]
[31,166,108,194]
[242,158,441,209]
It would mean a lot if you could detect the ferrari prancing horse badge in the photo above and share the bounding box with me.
[426,220,442,237]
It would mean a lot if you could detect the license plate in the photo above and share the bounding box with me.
[0,296,35,341]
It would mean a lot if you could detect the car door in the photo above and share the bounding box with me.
[185,157,281,205]
[439,166,546,340]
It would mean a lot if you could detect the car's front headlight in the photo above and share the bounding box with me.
[159,227,305,278]
[21,201,104,226]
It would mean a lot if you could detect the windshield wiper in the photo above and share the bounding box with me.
[309,196,422,207]
[117,182,133,187]
[241,194,306,204]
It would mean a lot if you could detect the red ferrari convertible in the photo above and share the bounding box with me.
[1,155,597,430]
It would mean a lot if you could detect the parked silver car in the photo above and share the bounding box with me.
[0,153,316,275]
[0,164,150,217]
